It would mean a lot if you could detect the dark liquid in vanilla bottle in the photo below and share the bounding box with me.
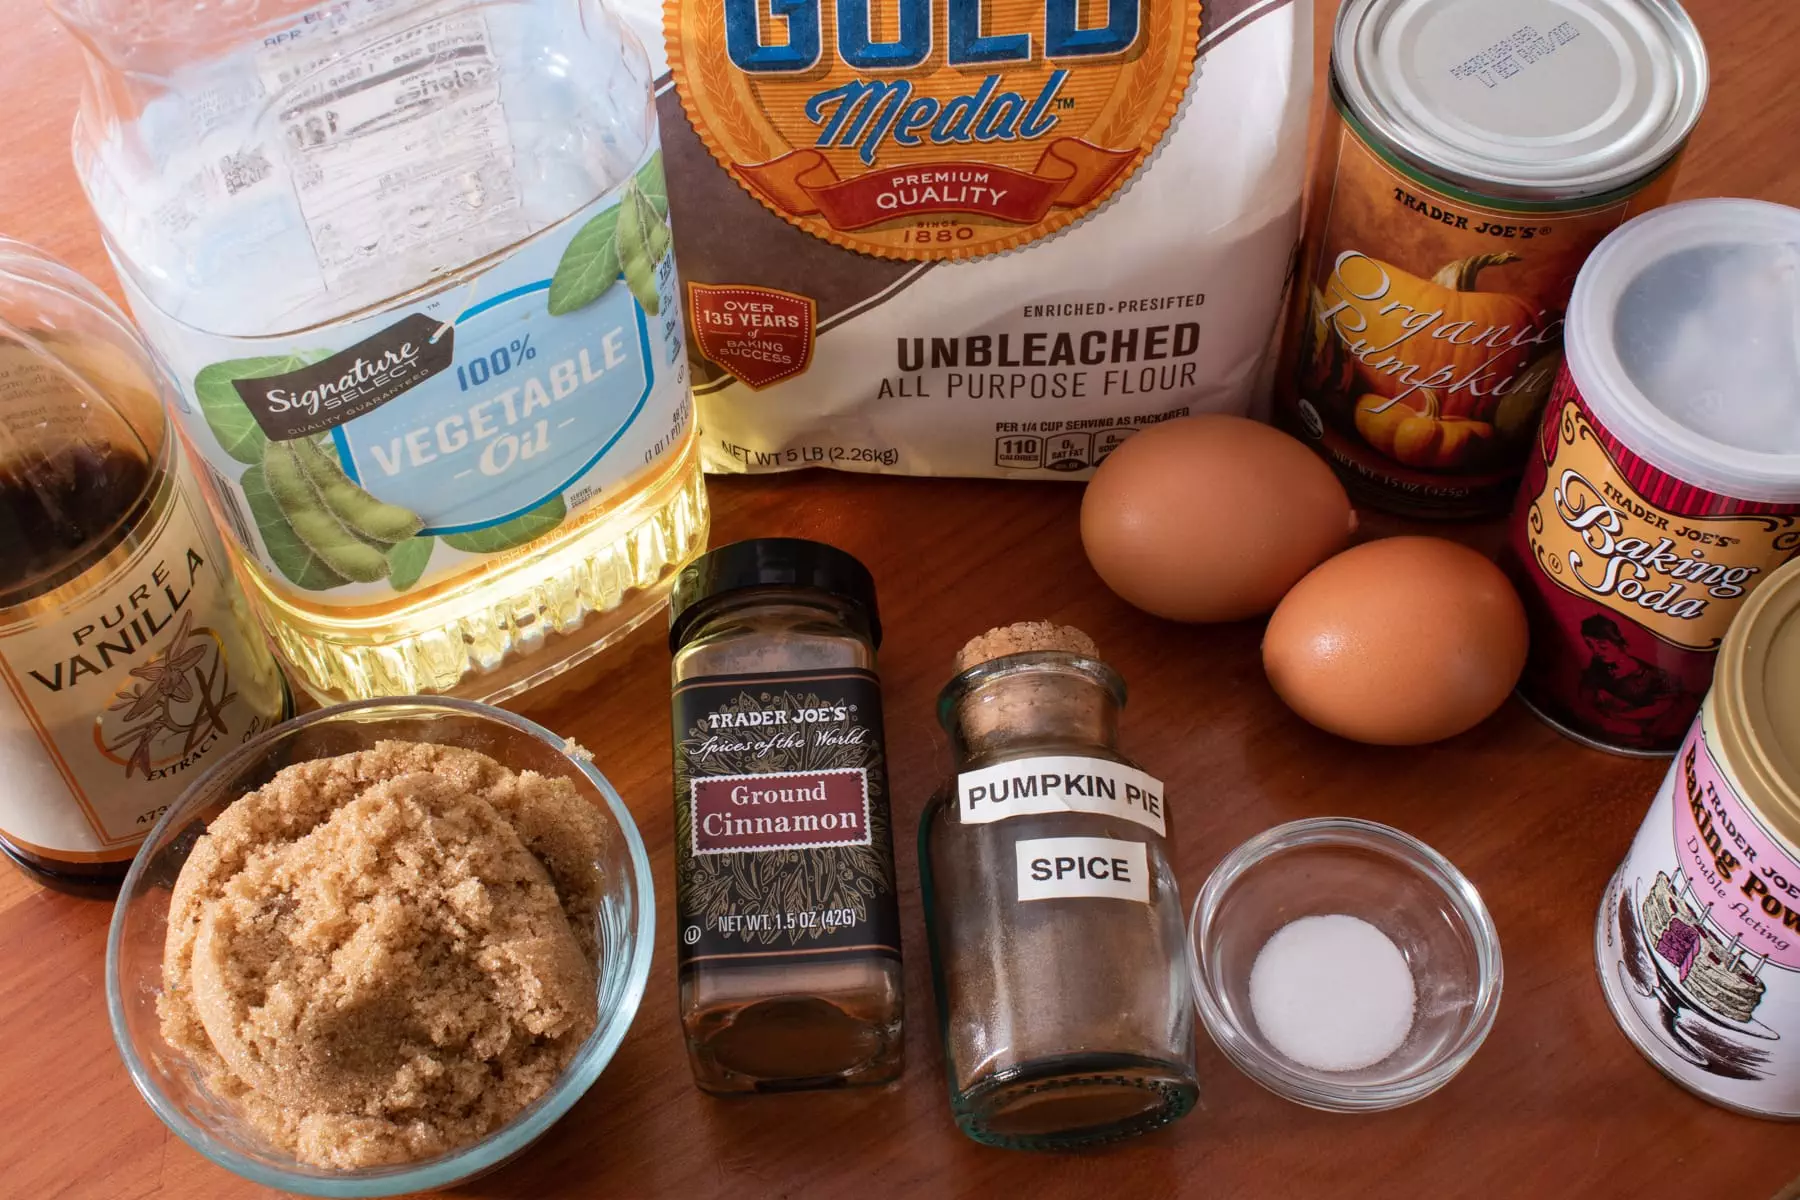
[0,442,156,892]
[0,443,151,596]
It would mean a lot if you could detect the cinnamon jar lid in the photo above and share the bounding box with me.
[668,537,880,652]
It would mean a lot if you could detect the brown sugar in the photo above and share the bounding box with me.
[160,742,608,1169]
[953,621,1099,675]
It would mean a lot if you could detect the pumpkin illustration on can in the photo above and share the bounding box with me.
[1328,253,1539,415]
[1275,0,1706,520]
[1353,390,1495,471]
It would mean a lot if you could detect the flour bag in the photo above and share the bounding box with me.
[615,0,1313,476]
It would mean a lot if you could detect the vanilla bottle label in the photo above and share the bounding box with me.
[0,459,289,862]
[671,667,901,970]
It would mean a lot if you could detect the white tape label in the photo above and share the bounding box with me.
[958,755,1166,835]
[1015,836,1151,903]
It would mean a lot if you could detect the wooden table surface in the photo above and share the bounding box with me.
[4,1,1800,1197]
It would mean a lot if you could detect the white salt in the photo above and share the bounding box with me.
[1248,913,1415,1073]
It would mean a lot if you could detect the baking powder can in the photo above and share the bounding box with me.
[1276,0,1707,519]
[1503,200,1800,755]
[1597,554,1800,1117]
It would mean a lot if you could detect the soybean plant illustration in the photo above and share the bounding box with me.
[193,356,433,593]
[547,151,672,317]
[262,437,425,583]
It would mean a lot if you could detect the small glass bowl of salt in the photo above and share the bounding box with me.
[1188,818,1502,1112]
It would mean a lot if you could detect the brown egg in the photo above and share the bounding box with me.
[1262,536,1529,746]
[1081,416,1355,622]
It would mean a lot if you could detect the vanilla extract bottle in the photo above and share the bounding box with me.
[668,539,904,1092]
[0,240,288,891]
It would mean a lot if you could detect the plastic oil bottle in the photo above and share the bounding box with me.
[51,0,708,702]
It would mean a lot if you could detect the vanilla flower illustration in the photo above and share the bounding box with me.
[105,613,236,779]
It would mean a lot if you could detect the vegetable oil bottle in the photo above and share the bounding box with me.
[51,0,708,702]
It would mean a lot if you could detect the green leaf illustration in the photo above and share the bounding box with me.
[387,536,434,591]
[241,462,351,591]
[194,353,326,465]
[636,150,669,219]
[442,495,567,554]
[547,208,623,316]
[617,182,666,316]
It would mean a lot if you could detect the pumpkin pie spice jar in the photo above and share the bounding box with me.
[1276,0,1707,519]
[1596,555,1800,1118]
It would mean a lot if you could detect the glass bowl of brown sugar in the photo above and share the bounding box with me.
[105,697,655,1197]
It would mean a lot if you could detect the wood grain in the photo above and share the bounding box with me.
[4,1,1800,1197]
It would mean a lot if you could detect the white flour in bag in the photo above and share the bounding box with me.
[618,0,1313,478]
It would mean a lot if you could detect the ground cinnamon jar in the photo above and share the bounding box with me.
[668,538,903,1093]
[920,623,1196,1148]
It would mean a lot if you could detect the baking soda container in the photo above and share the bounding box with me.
[1276,0,1706,519]
[1596,555,1800,1118]
[1504,200,1800,755]
[52,0,708,703]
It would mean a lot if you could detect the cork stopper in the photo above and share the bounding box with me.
[953,621,1099,675]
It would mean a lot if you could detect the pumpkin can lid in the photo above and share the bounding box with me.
[1334,0,1707,201]
[1715,555,1800,855]
[1563,198,1800,505]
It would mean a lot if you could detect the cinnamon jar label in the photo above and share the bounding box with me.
[690,768,870,853]
[672,667,901,970]
[665,0,1202,262]
[1275,96,1677,518]
[1504,371,1800,753]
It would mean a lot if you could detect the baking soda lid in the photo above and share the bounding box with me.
[1334,0,1706,201]
[1564,198,1800,504]
[1714,556,1800,853]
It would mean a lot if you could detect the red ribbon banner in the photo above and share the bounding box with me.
[739,140,1138,232]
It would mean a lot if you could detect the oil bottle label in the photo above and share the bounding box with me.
[672,667,901,971]
[1275,93,1678,518]
[127,141,691,608]
[665,0,1203,261]
[1504,371,1800,753]
[0,460,288,861]
[959,754,1165,834]
[1598,716,1800,1115]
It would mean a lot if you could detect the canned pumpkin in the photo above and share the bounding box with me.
[1277,0,1707,519]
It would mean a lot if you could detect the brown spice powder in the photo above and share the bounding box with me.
[160,741,608,1169]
